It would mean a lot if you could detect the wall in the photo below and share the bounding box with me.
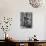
[0,0,46,40]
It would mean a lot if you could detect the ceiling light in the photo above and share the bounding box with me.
[29,0,43,8]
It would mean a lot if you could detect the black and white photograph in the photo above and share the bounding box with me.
[20,12,32,28]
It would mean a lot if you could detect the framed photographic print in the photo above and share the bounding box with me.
[20,12,32,28]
